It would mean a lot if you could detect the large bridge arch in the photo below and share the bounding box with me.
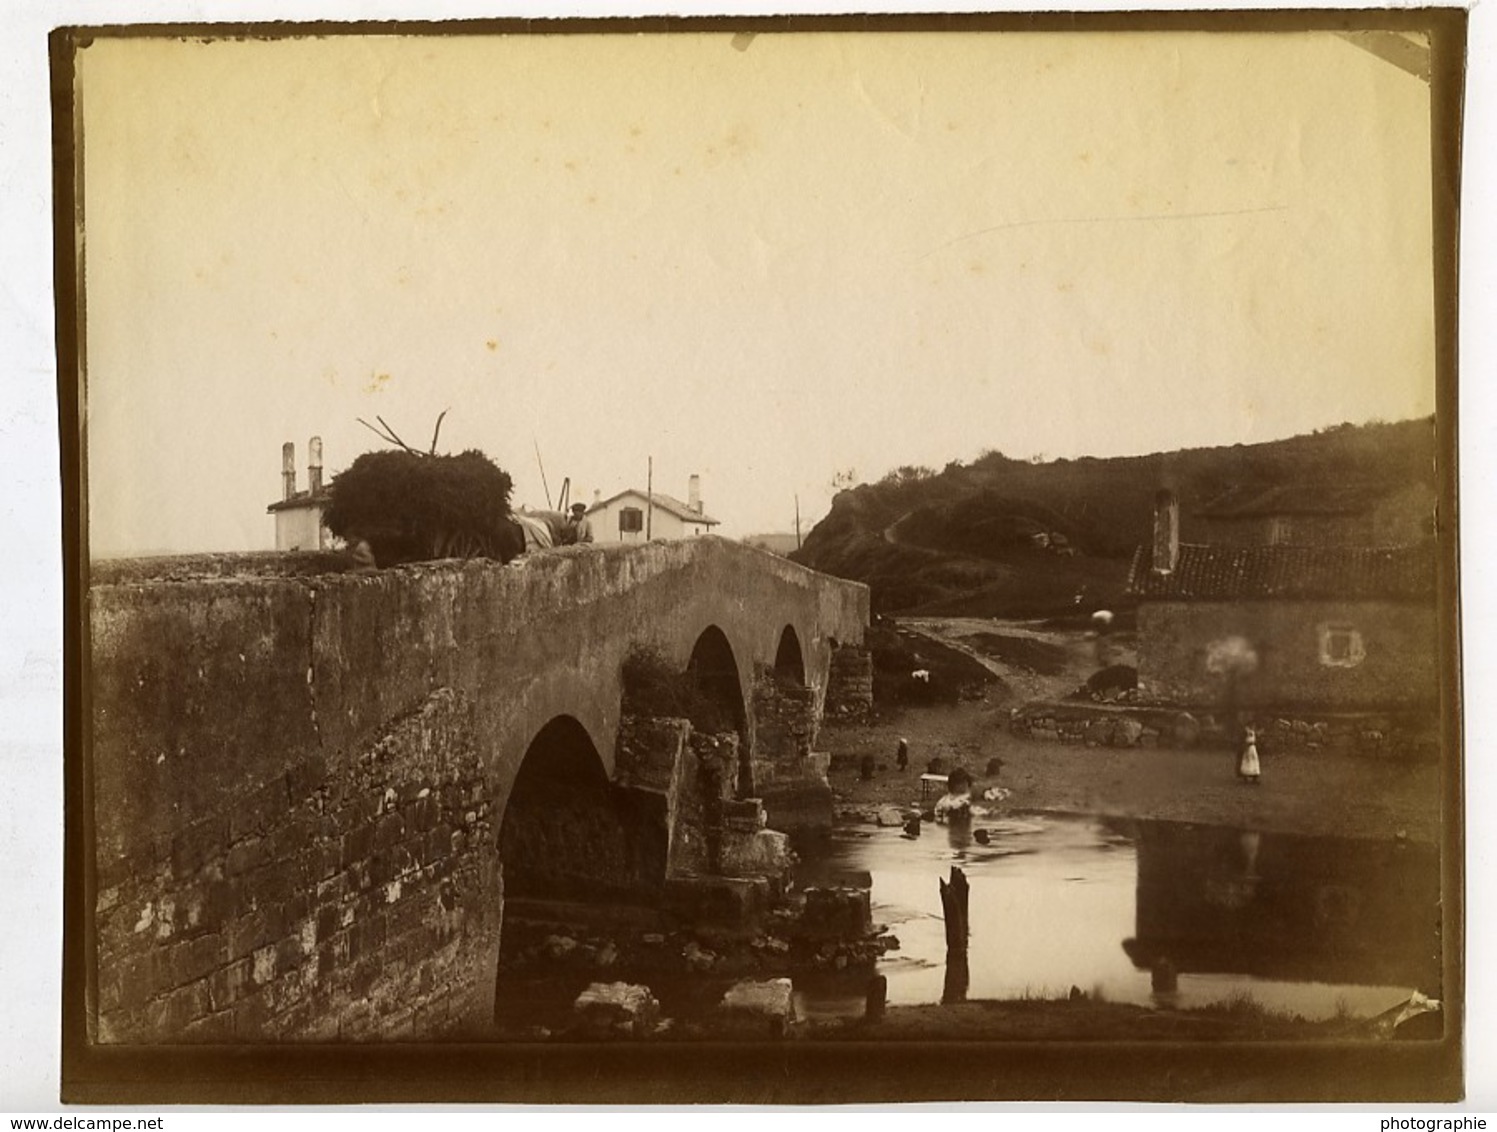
[498,714,666,907]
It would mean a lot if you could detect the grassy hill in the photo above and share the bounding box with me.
[791,417,1438,617]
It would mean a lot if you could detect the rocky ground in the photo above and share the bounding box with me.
[824,699,1443,846]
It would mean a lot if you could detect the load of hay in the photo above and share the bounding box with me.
[323,443,515,567]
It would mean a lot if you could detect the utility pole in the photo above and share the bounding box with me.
[534,439,553,509]
[646,456,654,540]
[795,494,802,550]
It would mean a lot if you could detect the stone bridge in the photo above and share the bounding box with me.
[87,537,869,1044]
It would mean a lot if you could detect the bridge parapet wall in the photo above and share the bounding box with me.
[88,537,867,1042]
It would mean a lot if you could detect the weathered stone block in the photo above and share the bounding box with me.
[720,828,792,882]
[573,981,659,1037]
[718,977,795,1036]
[662,875,769,932]
[169,816,228,878]
[758,780,834,832]
[167,932,225,987]
[801,887,873,939]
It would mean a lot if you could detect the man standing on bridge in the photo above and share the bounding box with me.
[567,502,594,545]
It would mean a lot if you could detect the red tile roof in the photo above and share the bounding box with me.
[1127,542,1437,602]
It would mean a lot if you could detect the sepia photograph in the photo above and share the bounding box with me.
[53,13,1465,1105]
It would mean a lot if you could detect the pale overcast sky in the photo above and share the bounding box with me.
[77,29,1435,555]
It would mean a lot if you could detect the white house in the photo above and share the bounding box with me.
[267,438,331,551]
[586,474,721,543]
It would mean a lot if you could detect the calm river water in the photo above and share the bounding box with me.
[792,812,1441,1023]
[493,811,1441,1033]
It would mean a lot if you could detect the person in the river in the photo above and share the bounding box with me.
[934,767,973,822]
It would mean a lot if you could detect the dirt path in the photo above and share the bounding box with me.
[822,700,1443,845]
[899,616,1096,703]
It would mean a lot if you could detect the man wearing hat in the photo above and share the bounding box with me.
[567,502,594,545]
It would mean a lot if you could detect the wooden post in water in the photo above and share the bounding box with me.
[940,866,971,1004]
[939,866,969,953]
[865,974,887,1022]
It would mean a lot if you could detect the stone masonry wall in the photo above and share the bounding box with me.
[94,685,500,1042]
[1010,699,1439,760]
[751,670,818,763]
[749,669,834,831]
[1136,599,1440,711]
[824,645,873,719]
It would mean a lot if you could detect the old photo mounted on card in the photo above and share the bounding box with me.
[56,11,1465,1104]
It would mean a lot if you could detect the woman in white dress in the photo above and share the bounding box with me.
[1237,725,1262,784]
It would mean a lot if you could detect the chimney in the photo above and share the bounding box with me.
[308,436,324,495]
[1152,489,1179,574]
[593,488,602,505]
[688,474,702,515]
[281,441,296,501]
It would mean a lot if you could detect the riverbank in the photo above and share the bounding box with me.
[822,699,1443,845]
[802,995,1378,1042]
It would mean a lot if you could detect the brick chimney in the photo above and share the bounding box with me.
[688,474,702,514]
[281,441,296,501]
[1152,489,1179,574]
[308,436,324,495]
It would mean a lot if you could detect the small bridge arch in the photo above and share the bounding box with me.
[774,624,807,687]
[685,624,750,740]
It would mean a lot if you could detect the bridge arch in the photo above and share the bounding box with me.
[685,625,748,739]
[773,625,807,687]
[497,715,664,907]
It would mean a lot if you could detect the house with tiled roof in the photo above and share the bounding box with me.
[585,474,721,543]
[1126,490,1439,712]
[1197,480,1435,548]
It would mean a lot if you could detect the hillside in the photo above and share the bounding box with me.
[791,417,1438,616]
[741,532,801,556]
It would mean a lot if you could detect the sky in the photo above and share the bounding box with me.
[77,28,1436,555]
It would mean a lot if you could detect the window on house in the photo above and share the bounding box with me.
[619,507,643,533]
[1318,623,1365,668]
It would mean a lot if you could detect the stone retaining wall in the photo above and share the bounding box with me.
[1010,700,1439,759]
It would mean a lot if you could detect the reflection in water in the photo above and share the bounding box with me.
[1122,819,1441,992]
[791,813,1440,1023]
